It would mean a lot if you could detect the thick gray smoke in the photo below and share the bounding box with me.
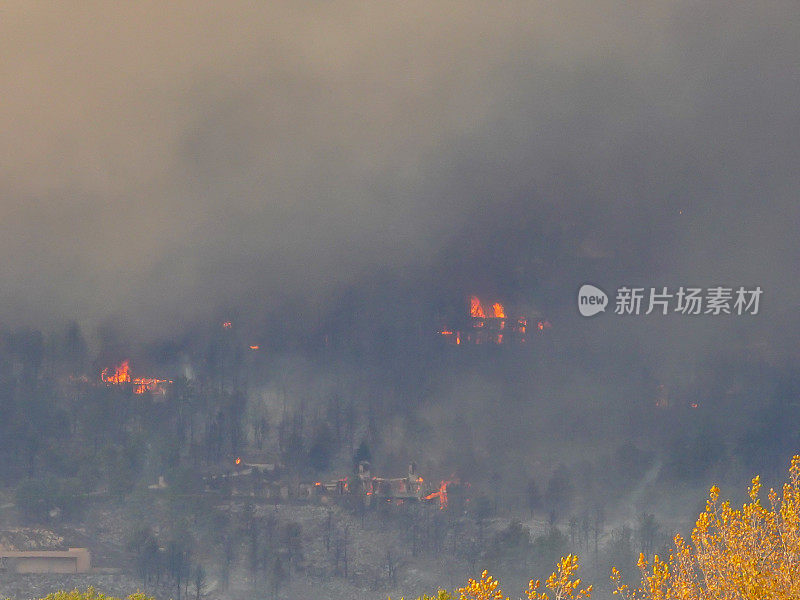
[2,10,799,598]
[0,2,797,346]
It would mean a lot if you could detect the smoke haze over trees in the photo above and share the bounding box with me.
[0,2,798,599]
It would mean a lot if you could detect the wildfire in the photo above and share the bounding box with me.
[249,345,260,350]
[470,296,486,318]
[101,360,131,384]
[492,302,505,318]
[101,361,172,395]
[235,457,242,465]
[424,479,458,510]
[439,296,530,345]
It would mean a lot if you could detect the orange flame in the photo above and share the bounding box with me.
[469,296,485,318]
[438,298,531,345]
[101,361,171,395]
[424,479,459,509]
[235,457,242,465]
[492,302,505,318]
[249,345,260,350]
[101,360,131,384]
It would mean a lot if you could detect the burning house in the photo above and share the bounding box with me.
[309,462,463,509]
[200,455,466,510]
[438,295,533,345]
[307,461,427,506]
[356,461,427,505]
[423,478,465,511]
[100,360,172,396]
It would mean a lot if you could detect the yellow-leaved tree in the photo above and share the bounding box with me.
[612,454,800,600]
[392,554,592,600]
[36,589,155,600]
[397,455,800,600]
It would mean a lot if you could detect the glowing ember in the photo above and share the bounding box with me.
[132,377,170,394]
[235,457,242,465]
[249,345,260,350]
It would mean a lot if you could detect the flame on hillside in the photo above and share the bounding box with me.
[101,361,172,395]
[470,296,485,318]
[424,479,459,509]
[492,302,505,318]
[101,360,131,384]
[439,296,531,345]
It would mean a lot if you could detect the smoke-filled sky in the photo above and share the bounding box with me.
[1,2,798,345]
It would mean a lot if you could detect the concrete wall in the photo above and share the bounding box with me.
[0,548,91,574]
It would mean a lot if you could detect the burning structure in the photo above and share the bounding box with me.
[197,456,468,511]
[310,462,427,506]
[438,295,534,345]
[310,462,463,509]
[423,478,465,510]
[100,360,172,395]
[357,461,427,505]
